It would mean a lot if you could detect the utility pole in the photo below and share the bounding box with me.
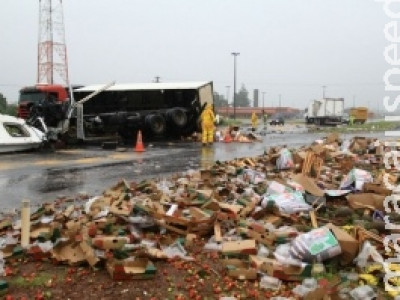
[37,0,69,85]
[231,52,240,119]
[154,76,161,83]
[353,95,356,108]
[322,85,326,99]
[225,85,230,116]
[278,94,282,113]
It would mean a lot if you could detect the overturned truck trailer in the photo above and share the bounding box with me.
[69,81,214,142]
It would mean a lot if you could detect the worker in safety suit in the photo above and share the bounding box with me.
[251,111,258,131]
[262,110,268,129]
[349,115,355,126]
[201,103,216,146]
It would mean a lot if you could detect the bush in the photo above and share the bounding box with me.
[5,104,17,116]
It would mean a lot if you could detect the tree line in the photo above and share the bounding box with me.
[0,93,17,116]
[213,84,252,108]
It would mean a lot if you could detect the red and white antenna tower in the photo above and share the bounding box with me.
[37,0,69,86]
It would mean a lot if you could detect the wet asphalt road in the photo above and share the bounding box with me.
[0,125,386,211]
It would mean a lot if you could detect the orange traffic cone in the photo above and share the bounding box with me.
[224,131,232,143]
[134,130,145,152]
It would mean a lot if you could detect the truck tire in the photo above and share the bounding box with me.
[167,107,187,128]
[145,114,166,135]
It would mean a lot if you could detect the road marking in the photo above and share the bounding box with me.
[74,158,103,164]
[109,153,132,159]
[0,162,17,170]
[33,160,59,166]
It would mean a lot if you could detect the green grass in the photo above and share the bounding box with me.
[286,119,306,125]
[218,118,243,126]
[310,120,398,133]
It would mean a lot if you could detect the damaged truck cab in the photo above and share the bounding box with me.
[18,81,214,143]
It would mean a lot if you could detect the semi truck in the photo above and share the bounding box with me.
[17,81,214,143]
[305,98,344,126]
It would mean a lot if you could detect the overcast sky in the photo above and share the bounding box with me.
[0,0,389,110]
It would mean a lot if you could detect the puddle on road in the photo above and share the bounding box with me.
[0,130,387,210]
[29,169,86,193]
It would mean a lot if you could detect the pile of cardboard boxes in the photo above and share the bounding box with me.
[0,134,399,299]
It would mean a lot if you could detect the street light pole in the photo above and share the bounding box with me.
[278,94,281,113]
[322,85,326,99]
[225,85,230,116]
[262,92,266,109]
[231,52,240,119]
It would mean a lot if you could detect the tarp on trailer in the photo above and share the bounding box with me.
[75,81,212,92]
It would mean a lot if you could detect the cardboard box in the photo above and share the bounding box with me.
[52,242,86,265]
[239,227,275,246]
[196,189,213,199]
[354,137,368,148]
[326,133,340,144]
[325,223,359,265]
[30,223,52,239]
[263,215,282,227]
[109,199,133,216]
[293,174,324,197]
[106,258,156,281]
[304,276,342,300]
[262,258,312,281]
[249,255,274,272]
[347,193,385,211]
[221,258,258,280]
[80,240,101,267]
[92,236,130,250]
[221,240,257,255]
[363,183,392,196]
[154,208,215,236]
[65,218,86,237]
[238,198,258,217]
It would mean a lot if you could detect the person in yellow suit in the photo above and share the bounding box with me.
[251,111,258,131]
[201,103,216,146]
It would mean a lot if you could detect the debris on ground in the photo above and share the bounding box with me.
[0,134,399,299]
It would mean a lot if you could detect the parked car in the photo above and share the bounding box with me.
[269,117,285,126]
[341,113,350,125]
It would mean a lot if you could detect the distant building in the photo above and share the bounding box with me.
[215,107,301,118]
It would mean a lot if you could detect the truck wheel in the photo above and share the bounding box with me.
[167,108,187,128]
[145,114,166,135]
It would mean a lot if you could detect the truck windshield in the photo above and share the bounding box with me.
[19,91,46,104]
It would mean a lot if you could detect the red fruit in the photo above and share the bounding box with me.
[65,276,72,283]
[188,289,196,298]
[213,286,222,294]
[34,290,44,300]
[4,267,13,276]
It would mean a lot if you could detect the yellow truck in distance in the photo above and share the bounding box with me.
[349,107,368,124]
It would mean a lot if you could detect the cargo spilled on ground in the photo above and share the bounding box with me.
[0,133,397,299]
